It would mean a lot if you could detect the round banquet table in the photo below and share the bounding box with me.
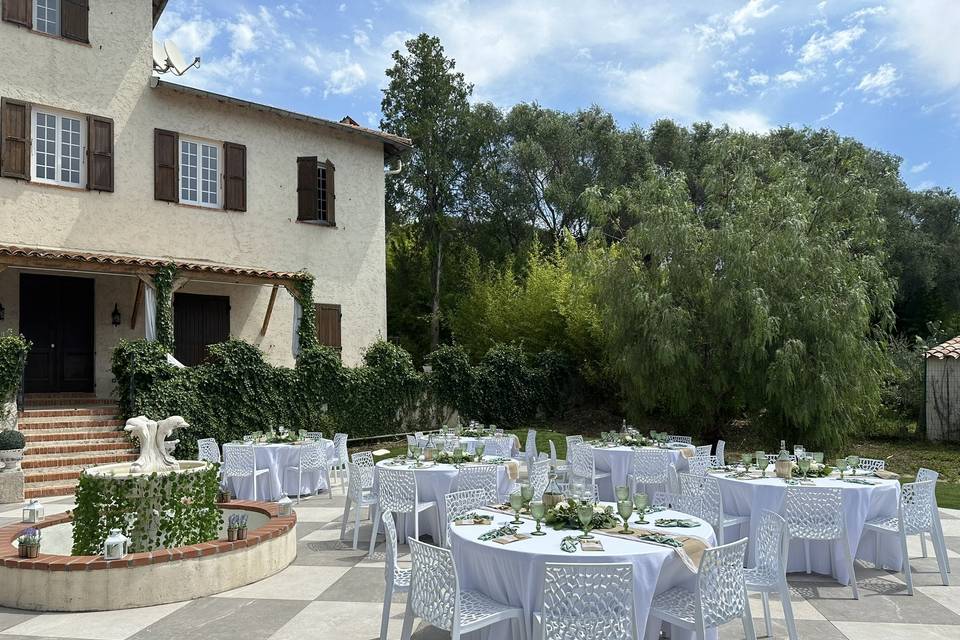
[222,440,336,502]
[373,458,519,543]
[450,504,718,640]
[592,444,695,501]
[711,468,902,584]
[453,435,520,457]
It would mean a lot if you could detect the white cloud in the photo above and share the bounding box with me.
[326,62,367,96]
[300,85,313,96]
[708,108,773,133]
[856,63,900,100]
[774,69,808,86]
[353,29,370,48]
[909,161,931,173]
[798,25,864,64]
[885,0,960,96]
[846,6,887,22]
[817,101,844,121]
[154,12,219,56]
[747,72,769,86]
[228,22,256,52]
[339,3,347,12]
[698,0,779,46]
[606,59,701,119]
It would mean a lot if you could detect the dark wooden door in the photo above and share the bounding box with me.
[173,293,230,366]
[20,274,95,393]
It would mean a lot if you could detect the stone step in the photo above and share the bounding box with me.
[19,406,118,419]
[24,466,87,484]
[21,451,139,471]
[23,392,97,400]
[24,479,80,499]
[21,428,126,442]
[18,415,124,428]
[22,397,117,408]
[26,440,137,457]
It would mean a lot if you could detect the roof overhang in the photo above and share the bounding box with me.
[150,78,413,157]
[0,244,306,286]
[153,0,169,26]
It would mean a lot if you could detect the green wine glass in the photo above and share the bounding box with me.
[577,504,595,540]
[509,492,525,525]
[615,485,630,501]
[846,455,860,476]
[530,501,546,536]
[741,453,753,469]
[520,483,534,506]
[633,492,649,524]
[798,456,811,479]
[617,499,634,534]
[475,443,485,461]
[755,451,766,470]
[835,458,848,479]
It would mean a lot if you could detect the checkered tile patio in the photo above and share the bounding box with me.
[1,489,959,640]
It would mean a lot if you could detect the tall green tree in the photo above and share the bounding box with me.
[381,34,472,350]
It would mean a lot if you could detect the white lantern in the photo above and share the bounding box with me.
[104,528,130,560]
[22,499,44,523]
[278,494,294,517]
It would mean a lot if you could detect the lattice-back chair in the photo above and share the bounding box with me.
[352,450,375,468]
[529,458,551,501]
[745,510,797,640]
[406,434,419,451]
[857,457,885,472]
[443,488,489,548]
[368,467,438,557]
[784,487,858,599]
[569,443,611,494]
[666,463,680,495]
[711,440,726,468]
[699,476,750,545]
[456,464,499,504]
[284,441,329,503]
[565,435,584,467]
[626,448,669,501]
[330,433,349,494]
[864,479,948,594]
[400,539,527,640]
[652,490,682,510]
[197,438,221,464]
[540,562,637,639]
[379,511,411,640]
[668,435,693,444]
[765,453,796,465]
[443,435,460,453]
[687,456,710,477]
[557,481,600,504]
[649,537,755,639]
[548,440,568,481]
[482,436,514,458]
[695,445,712,458]
[304,431,325,442]
[676,472,706,519]
[340,460,378,549]
[916,467,948,571]
[526,428,538,461]
[222,444,268,501]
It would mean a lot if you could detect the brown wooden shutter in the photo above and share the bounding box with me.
[61,0,88,43]
[324,159,335,225]
[223,142,246,211]
[297,156,318,220]
[154,128,178,202]
[0,98,31,181]
[87,115,113,191]
[2,0,32,28]
[315,303,341,349]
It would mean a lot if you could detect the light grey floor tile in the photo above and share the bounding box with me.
[0,602,189,640]
[718,619,847,640]
[213,565,350,601]
[128,598,308,640]
[834,621,960,639]
[802,576,960,625]
[0,609,37,634]
[316,567,392,603]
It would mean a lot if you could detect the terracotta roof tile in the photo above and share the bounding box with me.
[925,336,960,359]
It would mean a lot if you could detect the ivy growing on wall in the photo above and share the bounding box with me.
[153,263,177,350]
[71,464,221,555]
[291,273,318,355]
[0,332,30,400]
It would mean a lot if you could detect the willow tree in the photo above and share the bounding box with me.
[592,130,895,449]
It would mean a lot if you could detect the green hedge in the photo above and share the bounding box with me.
[0,332,30,399]
[112,339,569,454]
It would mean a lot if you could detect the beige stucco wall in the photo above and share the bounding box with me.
[0,0,387,381]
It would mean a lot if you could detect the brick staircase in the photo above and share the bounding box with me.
[17,393,138,499]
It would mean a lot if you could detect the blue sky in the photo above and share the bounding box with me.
[155,0,960,190]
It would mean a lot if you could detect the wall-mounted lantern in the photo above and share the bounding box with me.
[111,304,121,327]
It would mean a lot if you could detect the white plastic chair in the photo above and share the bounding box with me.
[564,435,583,467]
[695,445,712,458]
[379,511,411,640]
[340,460,378,548]
[456,464,500,503]
[482,436,514,458]
[784,487,859,599]
[626,448,669,501]
[668,435,693,444]
[548,440,568,480]
[765,453,796,465]
[304,431,325,441]
[537,562,636,639]
[688,456,710,476]
[400,539,528,640]
[711,440,726,468]
[863,479,949,594]
[352,450,374,467]
[569,443,612,495]
[652,490,682,510]
[223,445,268,501]
[525,429,538,461]
[745,510,798,640]
[330,433,348,494]
[857,457,885,472]
[557,481,600,504]
[666,463,681,495]
[529,458,551,501]
[369,467,438,557]
[649,537,756,640]
[285,441,329,503]
[443,488,489,548]
[677,473,749,545]
[197,438,221,464]
[916,467,949,571]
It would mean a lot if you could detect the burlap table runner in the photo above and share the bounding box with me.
[596,527,708,572]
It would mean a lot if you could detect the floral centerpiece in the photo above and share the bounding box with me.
[620,432,651,447]
[434,448,469,464]
[545,498,619,531]
[793,460,833,478]
[266,426,298,444]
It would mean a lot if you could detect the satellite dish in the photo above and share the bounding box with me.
[152,40,167,72]
[154,39,201,76]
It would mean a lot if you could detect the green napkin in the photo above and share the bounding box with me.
[637,533,683,548]
[654,518,699,528]
[841,478,878,485]
[478,525,518,541]
[560,536,579,553]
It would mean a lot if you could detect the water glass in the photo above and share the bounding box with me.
[846,455,860,475]
[475,443,485,460]
[509,492,524,525]
[617,499,634,533]
[615,485,630,501]
[633,492,649,524]
[798,457,811,479]
[740,453,753,469]
[755,450,766,470]
[530,501,546,536]
[835,458,848,479]
[577,504,595,539]
[520,483,534,505]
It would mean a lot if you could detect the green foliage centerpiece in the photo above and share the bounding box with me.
[545,498,619,531]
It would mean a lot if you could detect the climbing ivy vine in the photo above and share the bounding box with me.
[291,273,318,355]
[153,263,177,350]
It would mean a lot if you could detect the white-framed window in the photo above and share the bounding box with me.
[34,0,60,35]
[180,137,220,207]
[317,164,328,221]
[32,107,85,188]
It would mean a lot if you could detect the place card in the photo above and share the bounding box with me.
[580,538,604,551]
[493,532,530,545]
[454,515,493,526]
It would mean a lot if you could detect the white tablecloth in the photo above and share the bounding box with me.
[223,440,336,502]
[455,435,520,457]
[373,458,518,543]
[712,470,901,584]
[592,444,694,501]
[450,504,718,640]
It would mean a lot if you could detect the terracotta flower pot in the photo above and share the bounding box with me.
[227,528,237,542]
[19,544,38,559]
[237,528,247,540]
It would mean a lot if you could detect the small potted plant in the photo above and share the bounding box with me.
[17,527,41,558]
[227,514,239,542]
[236,514,248,540]
[0,429,26,472]
[217,487,232,503]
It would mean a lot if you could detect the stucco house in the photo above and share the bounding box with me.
[0,0,410,497]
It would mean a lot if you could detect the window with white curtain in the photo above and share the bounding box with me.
[32,107,85,188]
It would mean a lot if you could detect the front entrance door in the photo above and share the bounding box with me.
[173,293,230,366]
[19,274,95,393]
